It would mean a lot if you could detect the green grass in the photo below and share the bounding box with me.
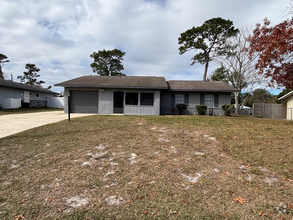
[0,108,63,115]
[0,115,293,219]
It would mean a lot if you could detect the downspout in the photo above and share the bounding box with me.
[68,90,71,122]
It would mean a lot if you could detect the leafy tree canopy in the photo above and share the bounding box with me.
[248,18,293,89]
[178,17,239,81]
[17,63,45,85]
[90,49,126,76]
[208,66,230,84]
[209,66,248,91]
[244,88,274,107]
[0,53,10,79]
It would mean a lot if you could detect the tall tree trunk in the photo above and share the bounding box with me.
[234,91,239,114]
[0,68,4,79]
[240,93,250,110]
[203,58,209,81]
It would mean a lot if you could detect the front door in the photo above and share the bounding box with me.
[113,92,124,113]
[24,91,30,103]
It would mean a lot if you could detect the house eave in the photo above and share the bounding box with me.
[278,90,293,100]
[55,85,168,90]
[1,84,58,95]
[165,89,239,92]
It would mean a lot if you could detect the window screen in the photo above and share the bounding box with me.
[125,93,138,105]
[175,94,184,105]
[140,93,154,105]
[214,94,219,107]
[204,94,214,107]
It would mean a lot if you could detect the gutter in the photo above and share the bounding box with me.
[165,89,240,92]
[54,85,169,90]
[278,90,293,101]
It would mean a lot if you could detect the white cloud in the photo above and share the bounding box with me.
[0,0,290,93]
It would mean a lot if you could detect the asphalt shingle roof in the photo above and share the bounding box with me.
[167,80,239,92]
[55,76,239,92]
[0,79,58,94]
[55,76,169,89]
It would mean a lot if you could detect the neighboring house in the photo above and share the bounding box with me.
[55,75,239,115]
[278,90,293,120]
[0,79,58,108]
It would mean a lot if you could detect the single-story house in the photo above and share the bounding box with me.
[278,90,293,120]
[55,75,239,115]
[0,79,58,108]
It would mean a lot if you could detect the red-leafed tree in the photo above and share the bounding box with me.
[248,18,293,89]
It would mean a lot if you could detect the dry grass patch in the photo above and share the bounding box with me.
[0,115,293,219]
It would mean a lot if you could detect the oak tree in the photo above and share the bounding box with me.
[248,18,293,89]
[178,17,239,81]
[17,63,45,85]
[0,53,10,79]
[90,49,126,76]
[211,29,263,114]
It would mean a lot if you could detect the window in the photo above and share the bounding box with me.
[35,92,40,98]
[140,93,154,105]
[214,94,219,107]
[204,94,213,107]
[200,94,219,107]
[171,94,189,106]
[175,94,184,105]
[125,93,138,105]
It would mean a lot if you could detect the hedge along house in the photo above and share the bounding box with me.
[160,81,239,115]
[55,75,239,116]
[0,79,58,108]
[55,76,168,115]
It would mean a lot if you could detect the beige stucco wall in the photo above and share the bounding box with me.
[286,96,293,120]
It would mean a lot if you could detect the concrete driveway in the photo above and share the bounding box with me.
[0,111,92,139]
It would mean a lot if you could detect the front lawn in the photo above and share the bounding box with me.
[0,115,292,219]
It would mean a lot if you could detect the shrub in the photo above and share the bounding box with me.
[196,105,207,115]
[176,103,187,115]
[208,107,214,116]
[222,104,234,116]
[171,106,176,114]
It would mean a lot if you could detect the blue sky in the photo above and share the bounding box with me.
[0,0,291,94]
